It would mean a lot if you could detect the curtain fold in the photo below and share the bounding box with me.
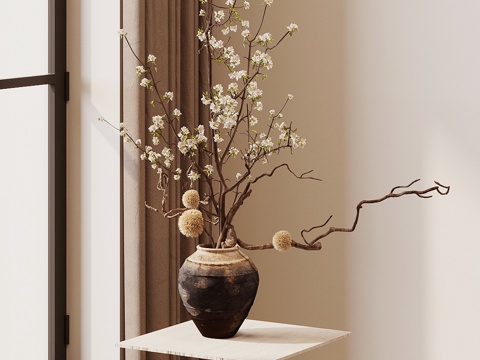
[122,1,206,359]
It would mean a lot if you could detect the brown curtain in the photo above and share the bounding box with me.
[121,1,208,359]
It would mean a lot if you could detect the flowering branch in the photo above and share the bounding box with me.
[101,2,449,253]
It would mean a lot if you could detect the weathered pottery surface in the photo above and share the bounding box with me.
[178,245,259,338]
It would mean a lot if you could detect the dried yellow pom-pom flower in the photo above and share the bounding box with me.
[182,189,200,209]
[272,230,292,251]
[178,209,204,238]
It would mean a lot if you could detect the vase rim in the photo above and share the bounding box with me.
[196,244,239,253]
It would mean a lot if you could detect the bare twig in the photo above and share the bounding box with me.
[301,180,450,247]
[250,163,321,184]
[227,180,450,252]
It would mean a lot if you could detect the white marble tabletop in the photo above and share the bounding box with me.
[117,319,350,360]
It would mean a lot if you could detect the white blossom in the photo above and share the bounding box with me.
[140,78,151,88]
[243,1,250,9]
[210,37,224,49]
[251,50,273,70]
[256,32,272,45]
[236,173,243,181]
[289,133,307,149]
[249,115,258,126]
[214,133,224,143]
[147,54,157,63]
[163,91,174,101]
[201,93,211,105]
[135,66,146,76]
[197,29,206,42]
[174,168,182,181]
[199,9,206,16]
[214,10,225,22]
[152,115,164,129]
[229,147,240,157]
[204,164,214,176]
[118,29,127,37]
[263,0,273,5]
[228,70,247,81]
[180,126,190,135]
[228,82,239,95]
[287,23,299,35]
[173,108,182,117]
[261,137,274,151]
[210,102,221,114]
[247,81,262,100]
[213,84,224,94]
[187,170,200,182]
[287,93,294,100]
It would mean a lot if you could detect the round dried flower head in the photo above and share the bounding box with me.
[182,189,200,209]
[178,209,204,238]
[272,230,292,251]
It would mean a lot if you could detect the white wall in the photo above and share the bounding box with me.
[344,1,480,359]
[235,0,480,359]
[67,0,120,359]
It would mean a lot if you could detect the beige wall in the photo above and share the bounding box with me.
[234,0,480,359]
[232,1,347,359]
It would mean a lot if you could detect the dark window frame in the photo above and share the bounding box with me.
[0,0,67,359]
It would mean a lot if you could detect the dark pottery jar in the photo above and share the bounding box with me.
[178,244,259,338]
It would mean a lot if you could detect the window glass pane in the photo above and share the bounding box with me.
[0,0,49,78]
[0,86,49,359]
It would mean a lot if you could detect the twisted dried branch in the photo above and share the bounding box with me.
[232,180,449,252]
[301,179,450,247]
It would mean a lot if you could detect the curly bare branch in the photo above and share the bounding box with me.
[225,180,449,252]
[301,180,450,246]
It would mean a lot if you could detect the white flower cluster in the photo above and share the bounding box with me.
[251,50,273,70]
[287,23,299,35]
[139,145,174,172]
[117,0,304,190]
[202,85,239,132]
[222,46,241,69]
[256,32,272,46]
[177,125,208,156]
[214,10,225,23]
[246,81,262,101]
[274,122,307,149]
[148,115,165,145]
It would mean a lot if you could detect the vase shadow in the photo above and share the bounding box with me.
[230,327,339,345]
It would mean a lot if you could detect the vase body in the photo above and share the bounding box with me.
[178,245,259,338]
